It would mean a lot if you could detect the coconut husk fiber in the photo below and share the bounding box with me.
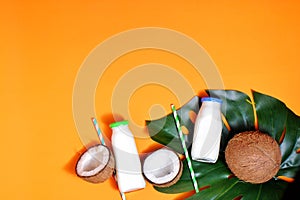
[225,130,281,184]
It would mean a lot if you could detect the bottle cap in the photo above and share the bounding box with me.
[109,120,129,128]
[201,97,222,104]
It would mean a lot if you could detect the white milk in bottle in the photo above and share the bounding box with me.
[110,120,145,193]
[191,97,223,163]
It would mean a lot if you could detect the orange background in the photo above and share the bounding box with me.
[1,0,300,199]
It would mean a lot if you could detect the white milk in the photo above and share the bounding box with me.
[110,120,145,193]
[191,97,223,163]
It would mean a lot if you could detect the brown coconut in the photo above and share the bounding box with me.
[142,148,183,188]
[225,131,281,184]
[76,144,115,183]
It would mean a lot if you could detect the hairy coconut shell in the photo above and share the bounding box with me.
[225,131,281,184]
[76,144,115,183]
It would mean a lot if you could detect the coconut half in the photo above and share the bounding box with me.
[76,144,115,183]
[142,148,183,187]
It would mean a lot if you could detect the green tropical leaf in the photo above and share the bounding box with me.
[252,91,287,142]
[186,177,288,200]
[146,90,300,199]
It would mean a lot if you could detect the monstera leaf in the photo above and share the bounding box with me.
[145,90,300,199]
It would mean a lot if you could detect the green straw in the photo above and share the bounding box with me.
[170,104,199,193]
[91,117,126,200]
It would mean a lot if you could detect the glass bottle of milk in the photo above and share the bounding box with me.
[191,97,223,163]
[110,120,145,193]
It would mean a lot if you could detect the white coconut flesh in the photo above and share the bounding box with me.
[143,149,182,185]
[76,144,114,183]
